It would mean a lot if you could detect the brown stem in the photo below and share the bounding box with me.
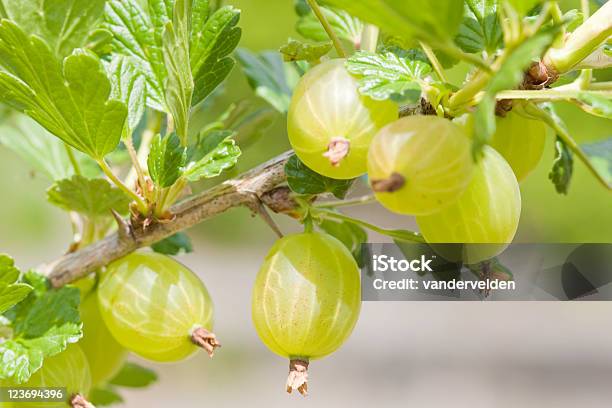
[191,326,221,357]
[371,172,405,193]
[43,151,292,287]
[70,394,94,408]
[286,359,309,396]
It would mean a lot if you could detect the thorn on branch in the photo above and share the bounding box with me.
[246,194,284,238]
[260,186,302,218]
[111,209,133,241]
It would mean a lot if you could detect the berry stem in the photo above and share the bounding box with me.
[314,194,376,209]
[191,326,221,357]
[286,359,309,396]
[306,0,347,58]
[360,24,379,52]
[64,144,82,176]
[420,41,447,83]
[97,158,148,215]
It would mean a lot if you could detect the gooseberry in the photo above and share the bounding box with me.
[367,115,474,215]
[97,251,219,362]
[252,232,361,395]
[416,146,521,263]
[287,59,397,179]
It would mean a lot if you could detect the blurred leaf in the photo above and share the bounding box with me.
[163,0,194,143]
[346,50,431,103]
[151,232,193,255]
[191,6,241,106]
[0,254,32,315]
[89,385,124,406]
[549,136,573,194]
[108,55,147,137]
[321,0,464,44]
[105,0,167,110]
[296,5,362,46]
[86,28,114,56]
[148,133,187,188]
[47,175,131,217]
[109,362,158,388]
[0,21,127,159]
[183,137,241,182]
[455,0,503,54]
[505,0,543,17]
[236,49,294,113]
[285,155,353,199]
[280,39,333,62]
[581,138,612,186]
[473,25,558,157]
[575,92,612,119]
[319,219,368,266]
[0,0,105,58]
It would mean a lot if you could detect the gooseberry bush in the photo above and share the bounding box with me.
[0,0,610,405]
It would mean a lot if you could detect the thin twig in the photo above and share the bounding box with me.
[420,41,447,83]
[306,0,347,58]
[64,144,81,176]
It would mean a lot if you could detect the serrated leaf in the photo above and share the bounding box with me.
[151,232,193,255]
[575,92,612,119]
[455,0,503,54]
[147,133,187,188]
[0,254,19,284]
[285,155,353,199]
[236,49,296,113]
[0,0,106,58]
[105,0,167,111]
[0,21,128,159]
[0,255,32,315]
[191,6,241,106]
[280,38,333,62]
[473,25,558,157]
[89,385,124,406]
[163,0,194,143]
[581,138,612,187]
[296,5,362,46]
[187,129,234,161]
[183,136,241,182]
[109,362,158,388]
[549,136,573,194]
[108,55,147,136]
[346,50,431,103]
[319,219,368,266]
[47,175,131,217]
[321,0,464,44]
[0,323,82,384]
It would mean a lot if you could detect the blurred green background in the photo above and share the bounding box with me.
[0,1,611,407]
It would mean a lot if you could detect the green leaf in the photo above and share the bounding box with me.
[151,232,193,255]
[280,38,333,62]
[182,136,241,182]
[0,115,72,181]
[321,0,464,44]
[0,21,128,159]
[0,254,32,315]
[163,0,194,143]
[89,385,124,406]
[319,219,368,266]
[472,25,558,157]
[505,0,543,17]
[455,0,503,54]
[147,133,187,188]
[109,362,158,388]
[285,155,353,199]
[47,175,131,217]
[105,0,167,111]
[191,6,242,106]
[0,0,106,58]
[0,323,82,384]
[575,92,612,119]
[236,49,297,113]
[346,50,431,103]
[188,129,234,161]
[581,138,612,187]
[231,108,277,146]
[108,55,147,136]
[296,5,362,46]
[549,136,573,194]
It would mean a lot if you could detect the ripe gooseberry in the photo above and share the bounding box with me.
[97,251,219,362]
[416,146,521,263]
[79,292,128,387]
[0,345,91,408]
[287,59,398,179]
[252,232,361,395]
[367,116,474,215]
[490,110,547,182]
